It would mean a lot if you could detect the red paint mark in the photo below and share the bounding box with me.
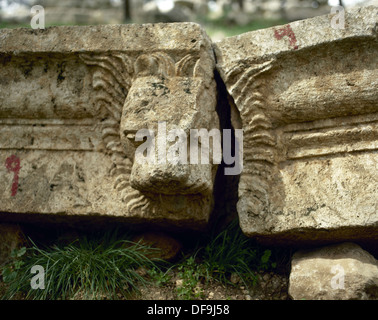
[274,25,298,50]
[5,155,21,197]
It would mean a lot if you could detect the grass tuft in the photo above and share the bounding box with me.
[1,231,161,300]
[1,221,281,300]
[174,219,278,299]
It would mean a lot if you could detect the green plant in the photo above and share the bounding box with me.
[1,233,162,300]
[201,220,256,286]
[199,219,277,288]
[259,249,277,271]
[176,255,206,300]
[1,247,27,284]
[147,266,172,287]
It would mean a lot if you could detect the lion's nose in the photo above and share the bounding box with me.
[130,163,190,195]
[123,129,147,148]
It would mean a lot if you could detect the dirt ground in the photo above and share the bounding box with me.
[133,269,290,301]
[0,268,290,300]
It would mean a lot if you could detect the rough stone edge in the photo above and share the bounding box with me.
[213,6,378,70]
[0,22,213,54]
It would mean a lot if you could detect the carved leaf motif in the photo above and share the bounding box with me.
[134,52,200,78]
[79,53,133,120]
[79,53,134,195]
[224,59,280,217]
[175,54,200,77]
[134,52,175,78]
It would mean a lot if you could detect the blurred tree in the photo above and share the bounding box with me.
[124,0,131,21]
[235,0,244,10]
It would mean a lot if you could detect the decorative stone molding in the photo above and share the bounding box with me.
[214,6,378,243]
[0,23,219,230]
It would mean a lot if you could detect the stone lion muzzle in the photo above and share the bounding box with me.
[81,49,219,221]
[119,52,219,217]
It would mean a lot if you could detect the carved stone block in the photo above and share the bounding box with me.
[215,7,378,243]
[0,23,219,230]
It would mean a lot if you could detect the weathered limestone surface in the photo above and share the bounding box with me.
[0,23,219,230]
[289,242,378,300]
[214,6,378,243]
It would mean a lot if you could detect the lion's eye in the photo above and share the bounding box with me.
[126,133,136,141]
[123,130,146,148]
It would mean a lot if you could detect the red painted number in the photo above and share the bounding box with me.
[274,25,298,50]
[5,155,21,197]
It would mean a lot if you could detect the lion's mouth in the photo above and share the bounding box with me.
[157,194,188,212]
[122,187,210,215]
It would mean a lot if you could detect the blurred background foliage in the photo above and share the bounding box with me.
[1,0,375,39]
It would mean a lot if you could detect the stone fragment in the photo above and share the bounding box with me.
[176,279,184,288]
[214,7,378,243]
[0,23,219,231]
[289,242,378,300]
[230,273,240,284]
[132,232,182,261]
